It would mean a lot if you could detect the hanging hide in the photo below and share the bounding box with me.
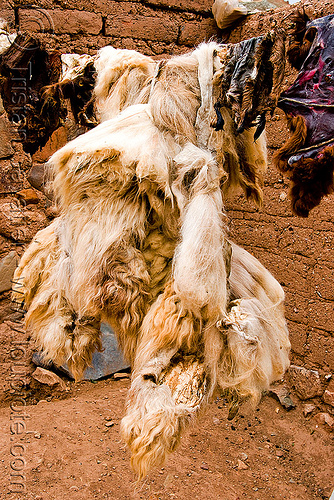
[12,41,289,478]
[42,53,97,129]
[94,46,156,122]
[275,13,334,217]
[286,9,311,70]
[212,29,286,203]
[0,34,65,154]
[213,29,286,136]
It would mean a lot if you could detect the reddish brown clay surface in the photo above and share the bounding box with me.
[1,375,333,500]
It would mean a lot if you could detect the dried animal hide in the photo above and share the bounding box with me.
[213,29,286,137]
[43,47,156,135]
[0,34,64,154]
[275,13,334,216]
[12,42,289,477]
[213,30,285,202]
[122,242,289,478]
[286,9,311,70]
[42,53,97,129]
[94,46,156,122]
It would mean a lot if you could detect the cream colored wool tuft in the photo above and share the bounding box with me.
[94,46,155,122]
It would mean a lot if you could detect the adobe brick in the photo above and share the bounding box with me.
[141,0,213,13]
[306,330,334,371]
[308,300,334,333]
[231,220,278,251]
[32,127,67,164]
[278,225,316,259]
[178,18,218,46]
[1,9,15,26]
[284,292,309,326]
[15,0,53,6]
[225,192,258,214]
[0,116,14,160]
[312,264,334,302]
[262,186,294,217]
[0,159,25,193]
[253,251,309,296]
[19,8,103,35]
[58,1,156,16]
[314,231,334,266]
[309,194,334,222]
[287,321,307,357]
[105,14,178,43]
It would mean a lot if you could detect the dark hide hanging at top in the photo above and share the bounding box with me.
[42,61,97,129]
[275,13,334,217]
[212,29,285,205]
[60,62,97,127]
[0,34,66,155]
[213,28,286,139]
[286,9,311,71]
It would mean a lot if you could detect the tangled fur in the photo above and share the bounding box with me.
[13,41,289,477]
[287,10,312,70]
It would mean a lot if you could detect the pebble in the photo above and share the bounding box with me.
[113,372,130,380]
[105,421,114,428]
[276,449,284,457]
[200,464,209,470]
[237,459,248,470]
[288,365,323,400]
[323,390,334,407]
[16,188,40,205]
[239,453,248,461]
[32,367,67,390]
[269,384,296,410]
[314,412,334,429]
[303,403,316,417]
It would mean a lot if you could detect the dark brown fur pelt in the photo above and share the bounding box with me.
[287,10,313,70]
[213,29,286,136]
[289,146,334,217]
[276,14,334,215]
[42,62,97,128]
[0,33,65,154]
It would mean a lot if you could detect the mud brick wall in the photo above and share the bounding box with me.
[0,1,333,383]
[2,0,219,56]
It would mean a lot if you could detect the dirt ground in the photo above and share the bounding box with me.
[1,368,333,500]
